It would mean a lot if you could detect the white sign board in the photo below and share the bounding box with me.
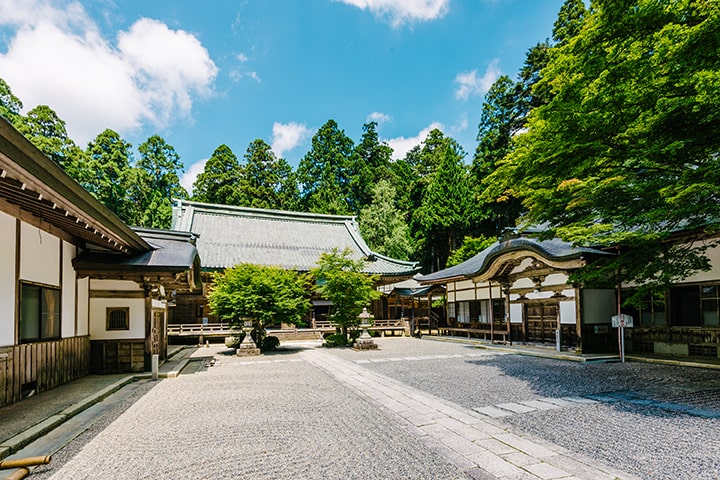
[611,314,634,328]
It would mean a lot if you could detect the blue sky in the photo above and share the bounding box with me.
[0,0,565,193]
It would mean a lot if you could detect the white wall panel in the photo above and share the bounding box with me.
[89,298,145,339]
[559,300,577,325]
[61,241,77,338]
[0,212,16,346]
[90,279,143,291]
[76,277,89,336]
[19,222,60,286]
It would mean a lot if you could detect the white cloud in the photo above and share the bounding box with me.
[236,53,249,62]
[0,0,217,145]
[179,158,207,195]
[454,59,501,101]
[271,122,313,158]
[336,0,449,27]
[386,122,444,160]
[366,111,392,124]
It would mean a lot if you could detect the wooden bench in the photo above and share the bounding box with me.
[438,326,510,343]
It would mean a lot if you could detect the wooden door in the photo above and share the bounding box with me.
[525,303,558,343]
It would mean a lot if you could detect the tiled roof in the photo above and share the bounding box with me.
[417,236,610,284]
[171,199,419,277]
[73,228,199,273]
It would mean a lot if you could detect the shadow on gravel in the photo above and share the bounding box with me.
[465,355,720,418]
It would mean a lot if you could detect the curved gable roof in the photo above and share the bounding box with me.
[417,236,610,284]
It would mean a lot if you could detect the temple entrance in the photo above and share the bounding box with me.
[524,303,558,343]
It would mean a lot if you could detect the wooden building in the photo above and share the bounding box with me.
[170,199,419,327]
[418,232,720,359]
[0,119,199,407]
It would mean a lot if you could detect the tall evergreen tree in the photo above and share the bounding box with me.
[135,135,187,228]
[359,180,413,261]
[412,140,472,272]
[192,144,242,205]
[348,122,393,213]
[237,139,299,210]
[296,119,356,215]
[14,105,78,168]
[84,129,135,222]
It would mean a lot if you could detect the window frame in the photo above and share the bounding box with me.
[19,281,61,343]
[106,307,130,331]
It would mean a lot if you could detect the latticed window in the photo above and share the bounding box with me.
[106,307,129,330]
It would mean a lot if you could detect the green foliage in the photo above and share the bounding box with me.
[135,135,187,228]
[485,0,720,289]
[412,139,472,272]
[310,248,380,341]
[83,129,135,221]
[237,139,299,210]
[13,105,78,168]
[446,236,496,267]
[209,263,309,325]
[358,180,413,261]
[297,119,356,215]
[209,264,309,350]
[0,78,22,123]
[322,332,348,348]
[348,122,393,213]
[192,144,242,205]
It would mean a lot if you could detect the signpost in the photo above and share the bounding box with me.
[611,314,634,363]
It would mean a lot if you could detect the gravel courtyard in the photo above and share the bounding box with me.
[35,337,720,480]
[328,337,720,479]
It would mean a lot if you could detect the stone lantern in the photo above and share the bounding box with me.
[236,319,260,356]
[354,307,378,350]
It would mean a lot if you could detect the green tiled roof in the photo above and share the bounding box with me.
[171,199,419,277]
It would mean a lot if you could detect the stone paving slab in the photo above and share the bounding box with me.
[303,349,641,480]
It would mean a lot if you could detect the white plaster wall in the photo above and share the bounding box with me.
[61,241,77,338]
[90,279,143,291]
[510,303,523,323]
[89,298,145,340]
[544,273,570,286]
[20,222,60,286]
[681,243,720,283]
[559,300,577,325]
[76,277,89,336]
[0,211,16,346]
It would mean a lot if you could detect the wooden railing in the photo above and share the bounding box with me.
[167,323,234,336]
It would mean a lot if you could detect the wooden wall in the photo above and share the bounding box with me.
[0,336,90,408]
[89,340,145,374]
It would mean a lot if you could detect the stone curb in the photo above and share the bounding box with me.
[0,375,136,460]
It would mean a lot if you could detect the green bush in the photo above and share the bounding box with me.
[323,333,348,348]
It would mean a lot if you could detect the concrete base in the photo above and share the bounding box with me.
[353,338,378,350]
[236,347,261,356]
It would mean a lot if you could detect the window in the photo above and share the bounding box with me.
[455,301,470,324]
[622,290,666,327]
[19,283,61,342]
[106,307,130,330]
[701,285,720,326]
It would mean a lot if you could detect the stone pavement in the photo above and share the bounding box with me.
[302,348,640,480]
[3,337,718,479]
